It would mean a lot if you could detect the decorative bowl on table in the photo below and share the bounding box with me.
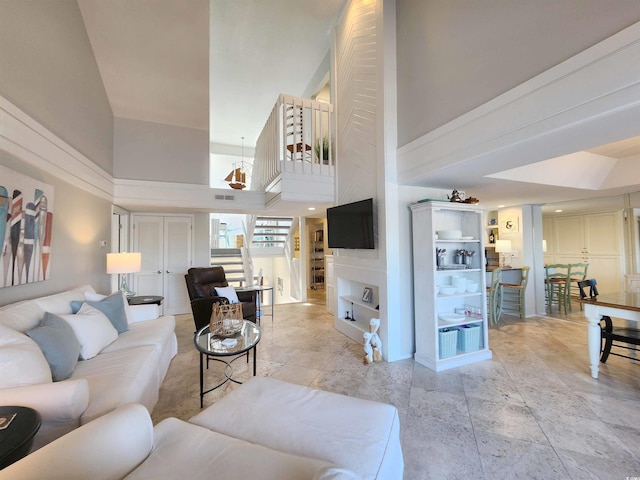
[210,318,243,337]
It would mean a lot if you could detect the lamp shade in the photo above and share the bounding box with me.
[494,240,512,253]
[106,252,141,274]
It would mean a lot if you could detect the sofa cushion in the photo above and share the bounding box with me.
[124,417,340,480]
[215,285,239,304]
[0,324,52,388]
[58,305,118,360]
[189,377,403,480]
[101,315,174,355]
[71,291,129,333]
[26,312,81,381]
[72,345,160,424]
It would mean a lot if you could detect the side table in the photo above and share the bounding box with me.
[127,295,164,306]
[253,286,274,323]
[0,406,41,469]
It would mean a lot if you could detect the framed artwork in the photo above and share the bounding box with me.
[0,165,54,287]
[500,216,519,234]
[362,287,373,303]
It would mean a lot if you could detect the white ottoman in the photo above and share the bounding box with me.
[189,377,404,480]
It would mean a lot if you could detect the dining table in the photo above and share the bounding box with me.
[578,291,640,378]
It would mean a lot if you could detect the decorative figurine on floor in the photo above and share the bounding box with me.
[363,318,383,364]
[370,318,383,362]
[363,332,374,364]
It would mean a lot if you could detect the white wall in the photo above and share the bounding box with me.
[395,0,640,147]
[114,117,209,185]
[0,0,114,173]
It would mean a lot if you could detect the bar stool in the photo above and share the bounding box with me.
[486,268,502,326]
[500,266,530,319]
[545,264,571,314]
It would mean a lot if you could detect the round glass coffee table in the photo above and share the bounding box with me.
[194,320,261,407]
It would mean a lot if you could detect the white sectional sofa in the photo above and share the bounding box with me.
[0,285,177,449]
[0,377,404,480]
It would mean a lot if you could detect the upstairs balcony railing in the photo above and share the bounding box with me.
[252,94,334,192]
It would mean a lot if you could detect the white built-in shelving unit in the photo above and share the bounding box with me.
[410,201,492,371]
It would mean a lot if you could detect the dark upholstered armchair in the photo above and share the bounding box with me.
[185,266,257,323]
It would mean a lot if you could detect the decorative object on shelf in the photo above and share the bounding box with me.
[457,324,481,352]
[447,189,465,202]
[225,137,250,190]
[106,252,141,297]
[363,318,382,364]
[439,328,459,358]
[489,230,496,244]
[436,248,446,268]
[495,240,512,268]
[463,197,480,204]
[362,287,372,303]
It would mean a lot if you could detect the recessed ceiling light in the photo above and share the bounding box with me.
[308,207,316,211]
[555,209,563,213]
[498,205,505,208]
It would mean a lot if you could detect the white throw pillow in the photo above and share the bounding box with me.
[59,304,118,360]
[0,324,52,388]
[215,286,239,304]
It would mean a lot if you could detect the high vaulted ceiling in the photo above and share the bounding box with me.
[77,0,640,213]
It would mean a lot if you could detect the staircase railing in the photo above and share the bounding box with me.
[252,94,334,192]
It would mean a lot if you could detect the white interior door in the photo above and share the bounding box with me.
[164,216,192,315]
[133,215,164,300]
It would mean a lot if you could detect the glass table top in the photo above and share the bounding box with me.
[194,320,261,356]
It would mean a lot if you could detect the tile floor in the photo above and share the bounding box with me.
[152,296,640,480]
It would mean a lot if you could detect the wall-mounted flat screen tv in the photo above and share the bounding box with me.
[326,198,375,249]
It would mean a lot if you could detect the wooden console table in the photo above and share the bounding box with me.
[579,291,640,379]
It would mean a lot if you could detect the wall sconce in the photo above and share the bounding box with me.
[495,240,512,268]
[106,252,141,297]
[542,239,547,252]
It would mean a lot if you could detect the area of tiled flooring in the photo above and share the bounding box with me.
[152,297,640,479]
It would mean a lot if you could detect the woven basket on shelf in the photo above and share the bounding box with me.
[210,303,244,337]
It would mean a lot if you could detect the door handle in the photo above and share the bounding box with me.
[156,270,162,274]
[166,270,171,274]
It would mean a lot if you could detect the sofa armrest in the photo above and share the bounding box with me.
[128,304,160,324]
[0,404,154,480]
[0,379,90,425]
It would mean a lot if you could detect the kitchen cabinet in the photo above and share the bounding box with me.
[410,201,492,371]
[544,211,624,293]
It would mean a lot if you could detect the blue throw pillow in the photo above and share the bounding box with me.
[71,292,129,333]
[27,312,81,381]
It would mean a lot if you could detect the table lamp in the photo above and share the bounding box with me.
[495,240,512,268]
[107,252,141,297]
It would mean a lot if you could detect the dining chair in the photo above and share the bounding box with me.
[545,264,571,314]
[568,262,589,310]
[500,266,530,319]
[486,268,502,326]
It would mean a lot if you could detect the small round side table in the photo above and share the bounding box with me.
[127,295,164,306]
[0,406,41,469]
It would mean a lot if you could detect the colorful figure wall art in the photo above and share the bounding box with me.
[0,166,54,287]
